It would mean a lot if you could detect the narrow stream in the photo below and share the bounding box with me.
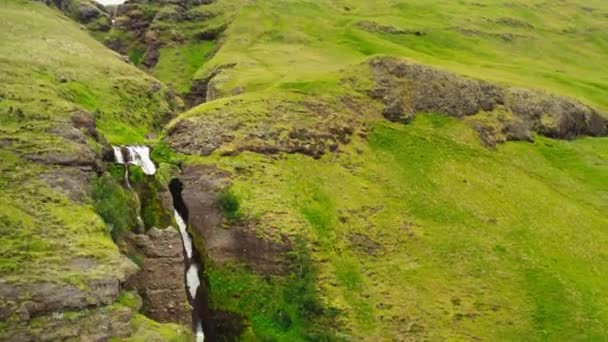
[112,145,150,231]
[112,145,204,341]
[169,178,206,342]
[174,208,205,342]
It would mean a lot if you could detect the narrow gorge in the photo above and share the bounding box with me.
[111,145,205,340]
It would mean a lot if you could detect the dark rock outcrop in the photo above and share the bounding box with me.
[39,167,92,202]
[368,56,608,145]
[369,57,504,121]
[504,88,608,139]
[23,110,106,170]
[178,165,291,274]
[167,95,370,159]
[185,63,236,107]
[357,20,426,36]
[0,258,137,322]
[41,0,111,30]
[0,303,136,342]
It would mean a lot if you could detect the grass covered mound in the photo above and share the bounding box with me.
[199,0,608,111]
[161,0,608,339]
[1,0,607,340]
[180,114,608,340]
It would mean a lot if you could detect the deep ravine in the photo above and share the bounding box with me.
[113,145,205,341]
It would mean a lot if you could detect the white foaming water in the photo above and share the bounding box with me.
[112,146,131,188]
[126,146,156,175]
[112,145,157,175]
[195,321,205,342]
[186,263,201,299]
[174,210,193,259]
[112,146,124,164]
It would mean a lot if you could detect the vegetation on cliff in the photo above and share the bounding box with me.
[1,0,607,340]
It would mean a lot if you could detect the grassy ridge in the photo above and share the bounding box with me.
[198,114,608,339]
[0,0,178,145]
[201,0,608,110]
[0,0,171,283]
[169,1,608,339]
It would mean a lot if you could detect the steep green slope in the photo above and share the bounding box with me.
[0,1,187,339]
[195,117,607,340]
[157,0,608,340]
[2,0,608,341]
[94,0,246,99]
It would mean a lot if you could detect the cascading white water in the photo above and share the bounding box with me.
[174,209,204,342]
[112,147,204,340]
[174,209,193,259]
[126,145,157,175]
[112,146,125,164]
[112,145,157,175]
[186,263,201,299]
[195,322,205,342]
[112,145,156,230]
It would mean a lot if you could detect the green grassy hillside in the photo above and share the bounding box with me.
[0,1,186,339]
[199,0,608,110]
[162,0,608,340]
[1,0,607,340]
[188,116,607,340]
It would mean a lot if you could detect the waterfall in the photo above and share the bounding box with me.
[112,145,156,175]
[112,145,157,231]
[195,321,205,342]
[112,147,205,340]
[173,209,205,342]
[112,146,131,188]
[112,145,157,189]
[174,209,193,259]
[125,145,157,175]
[112,146,125,164]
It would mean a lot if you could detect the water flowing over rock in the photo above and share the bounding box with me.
[175,209,193,259]
[127,145,157,175]
[173,209,205,341]
[112,146,125,164]
[112,145,157,175]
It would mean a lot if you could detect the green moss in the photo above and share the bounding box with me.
[126,314,191,342]
[140,183,171,229]
[3,0,608,340]
[117,291,143,311]
[217,187,243,222]
[128,47,146,66]
[152,41,216,93]
[92,173,139,241]
[191,112,608,339]
[151,140,184,165]
[0,0,177,146]
[299,184,335,238]
[208,237,339,340]
[129,165,146,184]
